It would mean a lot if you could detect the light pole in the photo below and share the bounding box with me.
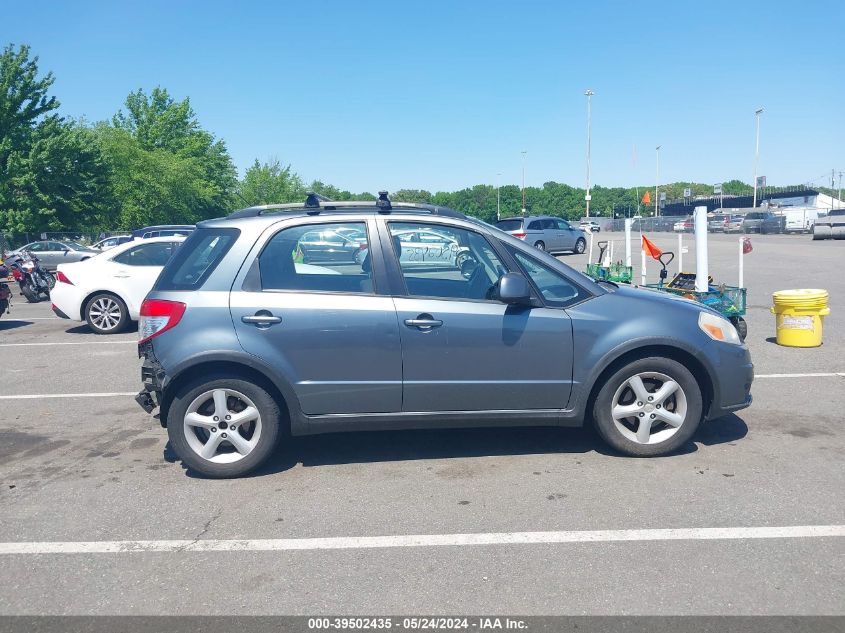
[752,107,764,208]
[655,145,661,217]
[521,151,527,215]
[584,89,594,218]
[496,172,502,220]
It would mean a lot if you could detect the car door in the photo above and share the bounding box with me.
[109,241,180,317]
[230,218,403,415]
[32,242,59,269]
[383,219,574,413]
[554,219,577,251]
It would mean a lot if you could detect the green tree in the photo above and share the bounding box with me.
[1,44,111,235]
[99,87,237,227]
[237,158,305,206]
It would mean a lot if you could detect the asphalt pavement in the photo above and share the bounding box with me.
[0,232,843,615]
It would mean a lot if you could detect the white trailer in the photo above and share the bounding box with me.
[778,207,820,233]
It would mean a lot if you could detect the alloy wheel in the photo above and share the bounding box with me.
[88,297,123,331]
[610,372,688,445]
[183,388,262,464]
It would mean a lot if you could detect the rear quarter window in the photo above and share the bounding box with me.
[154,228,239,291]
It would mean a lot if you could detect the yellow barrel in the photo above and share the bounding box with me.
[770,289,830,347]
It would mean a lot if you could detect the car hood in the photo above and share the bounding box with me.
[603,282,716,316]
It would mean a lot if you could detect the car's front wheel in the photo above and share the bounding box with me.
[85,293,129,334]
[574,238,586,254]
[167,377,281,478]
[533,241,545,252]
[592,357,703,456]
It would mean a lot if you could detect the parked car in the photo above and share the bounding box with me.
[130,225,195,240]
[673,218,694,232]
[51,236,185,334]
[3,241,98,272]
[135,193,753,477]
[742,211,785,234]
[724,214,745,233]
[92,235,132,250]
[495,216,586,254]
[707,214,730,232]
[579,220,601,233]
[297,226,369,264]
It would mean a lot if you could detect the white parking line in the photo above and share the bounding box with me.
[0,317,60,320]
[756,373,845,378]
[0,525,842,555]
[0,392,136,400]
[0,340,136,347]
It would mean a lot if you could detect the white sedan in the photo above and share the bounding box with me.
[51,236,185,334]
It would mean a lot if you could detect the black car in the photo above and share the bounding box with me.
[742,212,785,234]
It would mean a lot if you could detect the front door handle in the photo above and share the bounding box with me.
[242,312,282,327]
[404,315,443,330]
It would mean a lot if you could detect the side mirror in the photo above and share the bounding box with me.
[498,272,532,305]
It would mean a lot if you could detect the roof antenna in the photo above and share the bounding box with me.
[376,191,392,211]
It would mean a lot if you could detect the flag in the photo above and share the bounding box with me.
[641,190,651,205]
[642,235,662,260]
[742,237,753,254]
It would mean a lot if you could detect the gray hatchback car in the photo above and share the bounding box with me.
[136,193,753,477]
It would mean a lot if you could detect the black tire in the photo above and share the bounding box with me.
[21,282,38,303]
[84,292,129,334]
[591,356,703,457]
[730,316,748,341]
[574,238,586,254]
[533,241,545,252]
[167,376,281,478]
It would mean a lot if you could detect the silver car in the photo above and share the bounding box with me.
[496,216,587,254]
[136,193,753,478]
[4,240,98,271]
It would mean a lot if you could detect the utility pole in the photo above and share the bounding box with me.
[655,146,661,217]
[838,171,842,209]
[584,89,594,218]
[496,172,501,220]
[752,107,764,208]
[521,151,527,215]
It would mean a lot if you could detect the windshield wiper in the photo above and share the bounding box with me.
[594,278,619,289]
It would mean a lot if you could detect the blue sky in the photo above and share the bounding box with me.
[3,0,843,193]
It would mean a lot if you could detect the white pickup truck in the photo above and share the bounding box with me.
[812,209,845,240]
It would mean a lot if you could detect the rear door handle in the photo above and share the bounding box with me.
[242,313,282,326]
[404,316,443,330]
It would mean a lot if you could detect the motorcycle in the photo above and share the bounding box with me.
[0,261,10,316]
[8,251,54,303]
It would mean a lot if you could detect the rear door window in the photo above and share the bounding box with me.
[258,222,373,294]
[154,228,239,290]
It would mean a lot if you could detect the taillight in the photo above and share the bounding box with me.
[56,271,73,285]
[512,232,527,239]
[139,299,186,343]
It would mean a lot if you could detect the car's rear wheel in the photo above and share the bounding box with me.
[167,377,281,478]
[85,293,129,334]
[592,357,703,456]
[533,241,545,252]
[574,238,586,254]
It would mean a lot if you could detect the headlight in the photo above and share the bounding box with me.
[698,311,742,345]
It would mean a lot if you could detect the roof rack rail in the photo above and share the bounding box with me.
[226,194,466,221]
